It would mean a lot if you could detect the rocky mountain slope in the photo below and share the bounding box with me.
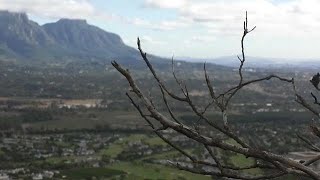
[0,11,140,63]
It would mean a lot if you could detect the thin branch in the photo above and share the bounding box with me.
[290,79,320,118]
[295,93,320,118]
[126,92,155,129]
[137,38,187,102]
[205,145,224,173]
[238,11,256,86]
[171,57,187,97]
[200,99,215,116]
[112,61,320,179]
[204,63,216,99]
[311,92,320,106]
[159,85,182,124]
[112,11,320,180]
[310,125,320,139]
[172,162,286,180]
[183,86,249,148]
[297,134,320,152]
[204,63,223,110]
[223,75,293,97]
[223,75,293,107]
[304,155,320,166]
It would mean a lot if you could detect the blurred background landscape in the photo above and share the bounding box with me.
[0,1,320,179]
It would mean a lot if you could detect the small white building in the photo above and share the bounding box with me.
[32,173,43,180]
[0,174,9,180]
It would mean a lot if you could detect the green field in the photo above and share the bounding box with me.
[101,144,124,158]
[55,134,265,179]
[9,109,297,179]
[0,149,4,156]
[44,133,211,179]
[108,162,212,180]
[100,134,168,158]
[29,111,145,130]
[225,139,262,175]
[60,163,212,180]
[62,168,125,179]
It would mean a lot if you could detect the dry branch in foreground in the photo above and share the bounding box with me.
[112,12,320,179]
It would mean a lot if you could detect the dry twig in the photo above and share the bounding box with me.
[112,12,320,179]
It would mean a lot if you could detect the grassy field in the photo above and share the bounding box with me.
[119,134,167,146]
[23,133,269,180]
[45,156,80,165]
[30,111,145,130]
[108,162,212,180]
[144,136,167,146]
[100,134,168,158]
[60,163,212,180]
[97,134,211,179]
[20,109,285,179]
[61,167,125,179]
[0,149,4,156]
[139,150,181,161]
[27,110,223,131]
[225,139,262,175]
[101,144,124,158]
[44,133,208,179]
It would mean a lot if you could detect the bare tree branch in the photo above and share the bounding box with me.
[172,162,287,180]
[159,85,182,125]
[113,60,320,179]
[297,133,320,152]
[112,12,320,179]
[311,92,320,106]
[304,155,320,166]
[238,11,256,86]
[310,125,320,139]
[137,38,187,102]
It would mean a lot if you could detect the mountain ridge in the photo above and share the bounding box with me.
[1,10,319,70]
[177,56,320,69]
[0,10,143,64]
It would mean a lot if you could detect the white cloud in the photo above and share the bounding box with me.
[131,18,151,26]
[144,0,188,9]
[140,35,166,45]
[143,0,320,37]
[153,19,189,30]
[184,36,215,45]
[0,0,114,21]
[191,36,215,43]
[0,0,189,33]
[130,17,189,31]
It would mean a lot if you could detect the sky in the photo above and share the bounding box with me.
[1,0,320,60]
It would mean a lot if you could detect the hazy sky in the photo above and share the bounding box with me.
[1,0,320,59]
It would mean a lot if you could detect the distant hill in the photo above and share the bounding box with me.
[43,18,140,62]
[0,11,55,60]
[178,56,320,70]
[0,10,142,64]
[1,10,319,70]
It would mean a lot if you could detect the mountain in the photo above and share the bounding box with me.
[0,11,141,64]
[43,19,139,62]
[0,11,55,59]
[178,56,320,70]
[1,10,318,70]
